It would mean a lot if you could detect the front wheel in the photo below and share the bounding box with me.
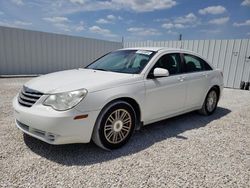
[92,101,136,150]
[199,88,219,115]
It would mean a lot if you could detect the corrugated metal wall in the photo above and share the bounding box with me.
[1,25,249,89]
[0,26,122,75]
[125,39,250,88]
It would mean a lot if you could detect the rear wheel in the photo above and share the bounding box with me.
[240,81,245,90]
[199,88,219,115]
[245,82,250,90]
[92,101,136,150]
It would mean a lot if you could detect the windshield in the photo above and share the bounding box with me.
[86,50,155,74]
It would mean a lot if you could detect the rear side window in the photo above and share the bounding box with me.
[183,54,212,73]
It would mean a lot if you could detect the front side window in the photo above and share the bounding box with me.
[86,50,155,74]
[183,54,212,73]
[149,53,182,76]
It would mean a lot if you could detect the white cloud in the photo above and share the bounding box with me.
[233,19,250,27]
[167,30,178,35]
[209,17,229,25]
[162,13,198,30]
[96,14,121,24]
[174,23,185,28]
[55,0,177,14]
[127,27,161,36]
[89,25,117,37]
[107,14,116,20]
[75,21,85,32]
[54,23,71,32]
[162,23,185,29]
[53,21,85,32]
[43,17,69,23]
[241,0,250,6]
[68,0,85,5]
[96,19,111,24]
[154,18,170,22]
[200,29,221,34]
[162,23,174,29]
[112,0,177,12]
[174,13,197,24]
[43,16,84,32]
[199,5,226,15]
[75,25,84,31]
[0,21,9,27]
[0,19,32,28]
[14,20,32,26]
[11,0,24,5]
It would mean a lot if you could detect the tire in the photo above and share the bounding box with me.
[198,88,219,116]
[92,101,136,150]
[240,81,245,90]
[245,82,250,90]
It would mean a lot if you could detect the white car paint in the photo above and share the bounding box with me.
[13,47,223,145]
[25,68,136,93]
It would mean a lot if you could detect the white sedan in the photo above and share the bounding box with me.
[13,47,223,150]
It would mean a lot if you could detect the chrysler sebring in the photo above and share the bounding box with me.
[13,47,223,150]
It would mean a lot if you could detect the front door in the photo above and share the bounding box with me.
[144,53,187,123]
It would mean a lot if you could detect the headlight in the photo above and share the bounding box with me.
[43,89,88,111]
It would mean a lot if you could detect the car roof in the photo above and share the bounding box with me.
[121,47,204,57]
[121,47,178,52]
[121,47,199,54]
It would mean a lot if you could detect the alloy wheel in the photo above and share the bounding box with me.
[206,90,217,112]
[104,109,132,144]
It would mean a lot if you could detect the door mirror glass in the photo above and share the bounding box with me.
[153,68,169,78]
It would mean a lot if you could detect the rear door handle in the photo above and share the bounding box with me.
[202,73,208,77]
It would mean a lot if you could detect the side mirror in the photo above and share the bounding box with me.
[153,68,169,78]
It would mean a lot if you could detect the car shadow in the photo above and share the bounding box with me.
[24,107,230,166]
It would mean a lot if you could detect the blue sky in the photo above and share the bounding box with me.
[0,0,249,42]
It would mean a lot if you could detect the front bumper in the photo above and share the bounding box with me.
[13,96,100,144]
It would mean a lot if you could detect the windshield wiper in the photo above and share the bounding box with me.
[94,68,108,72]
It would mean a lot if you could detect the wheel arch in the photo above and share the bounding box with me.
[210,85,220,99]
[105,97,141,123]
[91,97,142,149]
[200,84,221,108]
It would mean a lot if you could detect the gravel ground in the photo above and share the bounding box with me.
[0,78,250,188]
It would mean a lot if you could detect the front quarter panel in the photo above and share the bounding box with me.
[75,80,146,116]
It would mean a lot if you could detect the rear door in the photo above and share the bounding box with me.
[181,53,212,108]
[143,53,187,123]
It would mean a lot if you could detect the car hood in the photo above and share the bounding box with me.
[24,69,141,94]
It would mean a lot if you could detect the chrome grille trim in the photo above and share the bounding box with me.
[21,92,42,99]
[19,92,37,102]
[18,86,43,107]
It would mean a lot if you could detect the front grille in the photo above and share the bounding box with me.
[18,86,43,107]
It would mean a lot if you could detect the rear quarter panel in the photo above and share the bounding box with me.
[204,69,224,102]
